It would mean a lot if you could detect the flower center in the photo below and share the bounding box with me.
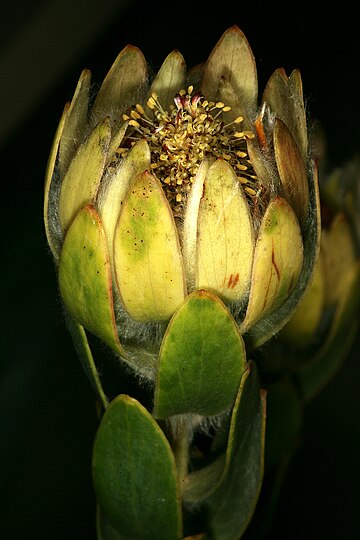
[119,86,258,215]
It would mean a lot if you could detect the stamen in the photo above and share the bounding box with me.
[116,86,260,215]
[129,119,140,128]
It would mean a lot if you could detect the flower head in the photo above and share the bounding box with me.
[44,26,320,381]
[119,87,257,215]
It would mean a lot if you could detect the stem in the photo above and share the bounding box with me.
[171,416,192,491]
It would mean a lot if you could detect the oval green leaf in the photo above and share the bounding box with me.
[154,289,247,418]
[59,204,124,356]
[183,367,251,504]
[207,362,266,540]
[93,394,182,540]
[97,505,125,540]
[114,171,186,322]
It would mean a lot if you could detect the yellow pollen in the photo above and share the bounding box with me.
[117,87,259,214]
[136,104,145,115]
[129,119,140,128]
[147,97,156,109]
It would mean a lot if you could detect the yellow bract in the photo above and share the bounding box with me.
[44,102,69,260]
[59,69,91,177]
[241,197,304,330]
[58,204,124,356]
[182,159,212,291]
[114,171,186,322]
[97,139,151,259]
[91,45,147,121]
[262,68,307,161]
[195,159,255,302]
[59,117,111,233]
[202,25,257,113]
[148,50,186,111]
[274,119,309,226]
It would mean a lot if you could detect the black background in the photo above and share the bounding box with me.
[1,1,360,539]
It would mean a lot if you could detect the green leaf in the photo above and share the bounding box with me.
[154,290,246,418]
[241,377,303,539]
[183,368,251,504]
[97,506,124,540]
[93,395,182,540]
[207,362,266,540]
[59,204,124,357]
[183,454,226,505]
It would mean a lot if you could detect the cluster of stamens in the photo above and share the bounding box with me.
[118,86,259,214]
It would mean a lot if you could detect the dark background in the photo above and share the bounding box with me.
[1,1,359,539]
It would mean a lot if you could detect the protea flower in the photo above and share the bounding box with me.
[44,26,320,539]
[44,25,319,378]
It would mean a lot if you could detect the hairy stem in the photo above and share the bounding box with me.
[170,416,193,492]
